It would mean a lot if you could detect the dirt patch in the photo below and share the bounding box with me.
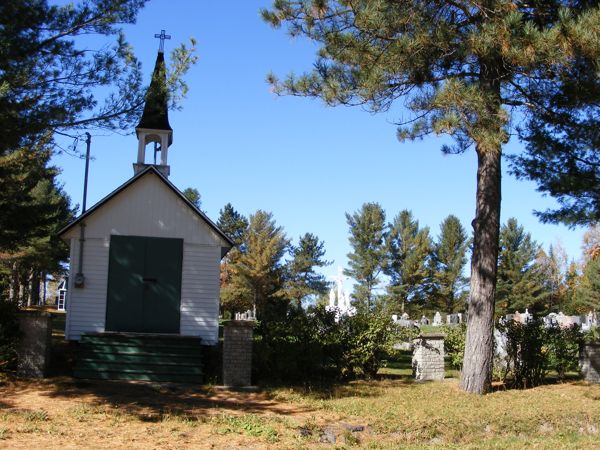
[0,377,345,449]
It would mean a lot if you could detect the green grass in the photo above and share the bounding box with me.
[378,350,461,379]
[270,380,600,448]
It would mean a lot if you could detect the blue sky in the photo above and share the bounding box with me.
[52,0,587,281]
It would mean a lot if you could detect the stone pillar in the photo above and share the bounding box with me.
[412,333,445,381]
[17,311,52,378]
[580,343,600,383]
[222,320,254,387]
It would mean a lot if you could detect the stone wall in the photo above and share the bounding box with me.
[580,343,600,383]
[222,320,254,387]
[17,311,52,378]
[412,333,445,381]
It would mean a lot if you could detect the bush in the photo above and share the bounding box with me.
[253,305,398,383]
[496,319,583,388]
[439,324,466,370]
[545,325,584,381]
[0,301,21,373]
[338,311,398,378]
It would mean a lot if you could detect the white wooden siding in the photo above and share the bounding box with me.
[180,244,221,343]
[62,172,225,246]
[62,172,225,341]
[65,237,110,340]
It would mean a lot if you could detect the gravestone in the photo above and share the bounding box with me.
[412,333,445,381]
[222,320,254,387]
[432,312,442,326]
[580,343,600,383]
[17,311,52,378]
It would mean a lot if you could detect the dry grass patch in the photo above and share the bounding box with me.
[0,376,599,448]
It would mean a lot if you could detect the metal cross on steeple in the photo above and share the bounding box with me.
[154,29,171,53]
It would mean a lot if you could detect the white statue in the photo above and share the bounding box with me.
[326,266,355,319]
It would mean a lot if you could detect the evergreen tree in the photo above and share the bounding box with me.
[509,55,599,226]
[0,0,196,154]
[431,215,470,314]
[262,0,600,393]
[1,141,75,303]
[495,219,545,315]
[285,233,331,306]
[385,210,431,315]
[577,255,600,310]
[217,203,249,248]
[575,225,600,310]
[182,187,201,209]
[217,204,249,313]
[345,203,387,312]
[224,210,289,318]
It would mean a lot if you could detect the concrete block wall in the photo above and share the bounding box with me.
[17,311,52,378]
[412,333,445,381]
[580,343,600,383]
[222,320,254,387]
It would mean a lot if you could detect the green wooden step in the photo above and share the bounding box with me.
[80,335,202,348]
[79,344,202,355]
[76,361,202,374]
[75,333,204,383]
[78,353,202,365]
[73,370,202,383]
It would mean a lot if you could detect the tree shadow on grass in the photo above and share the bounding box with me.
[259,376,417,402]
[28,377,317,421]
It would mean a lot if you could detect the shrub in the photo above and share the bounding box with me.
[253,305,398,383]
[545,325,584,381]
[496,319,583,388]
[338,311,398,379]
[0,301,21,373]
[439,324,466,370]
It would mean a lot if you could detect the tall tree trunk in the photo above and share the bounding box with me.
[9,261,19,303]
[30,270,40,306]
[460,148,502,394]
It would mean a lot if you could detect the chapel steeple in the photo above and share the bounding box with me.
[134,30,173,177]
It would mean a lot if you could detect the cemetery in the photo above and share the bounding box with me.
[1,1,600,448]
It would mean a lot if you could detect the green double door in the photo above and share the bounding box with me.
[105,235,183,334]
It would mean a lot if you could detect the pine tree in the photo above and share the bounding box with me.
[509,54,599,226]
[495,219,545,315]
[577,256,600,310]
[262,0,600,393]
[345,203,387,312]
[182,188,201,209]
[218,204,250,313]
[575,225,600,310]
[285,233,331,306]
[1,140,75,303]
[385,210,431,315]
[225,210,289,318]
[217,203,249,248]
[0,0,197,154]
[431,215,470,314]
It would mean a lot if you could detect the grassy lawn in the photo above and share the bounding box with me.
[3,315,597,448]
[1,376,599,448]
